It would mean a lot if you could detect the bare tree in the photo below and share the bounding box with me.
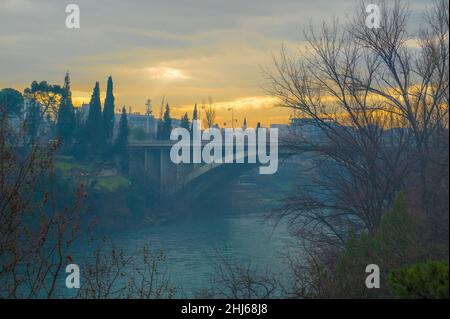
[266,0,448,249]
[77,240,176,299]
[0,104,84,298]
[1,98,176,299]
[199,250,281,299]
[203,97,217,128]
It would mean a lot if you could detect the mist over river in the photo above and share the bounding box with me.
[120,212,290,296]
[67,160,306,298]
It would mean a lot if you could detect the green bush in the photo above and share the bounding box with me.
[322,193,420,298]
[388,260,449,299]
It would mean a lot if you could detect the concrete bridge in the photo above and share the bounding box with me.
[128,139,299,194]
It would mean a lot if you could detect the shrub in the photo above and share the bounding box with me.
[388,260,449,299]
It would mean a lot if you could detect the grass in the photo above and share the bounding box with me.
[54,155,94,173]
[54,156,130,192]
[91,175,130,192]
[54,161,93,172]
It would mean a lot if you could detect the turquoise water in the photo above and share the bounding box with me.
[118,213,291,296]
[71,212,293,297]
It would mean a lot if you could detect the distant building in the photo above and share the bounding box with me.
[116,111,159,139]
[270,118,327,141]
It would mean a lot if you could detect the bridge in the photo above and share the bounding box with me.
[128,139,298,194]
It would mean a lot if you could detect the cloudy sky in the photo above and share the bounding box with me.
[0,0,427,126]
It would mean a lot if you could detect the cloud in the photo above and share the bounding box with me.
[0,0,431,125]
[146,67,190,80]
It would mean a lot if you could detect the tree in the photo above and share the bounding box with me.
[266,0,448,250]
[0,102,175,298]
[23,81,63,141]
[0,88,23,118]
[85,82,104,151]
[25,100,41,143]
[204,97,216,128]
[160,103,172,139]
[0,101,83,298]
[103,76,115,144]
[192,103,198,121]
[115,107,129,171]
[57,73,76,146]
[388,260,449,299]
[24,81,63,121]
[180,112,190,130]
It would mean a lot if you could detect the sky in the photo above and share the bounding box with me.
[0,0,428,127]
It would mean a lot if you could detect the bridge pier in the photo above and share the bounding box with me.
[160,148,177,193]
[144,149,161,184]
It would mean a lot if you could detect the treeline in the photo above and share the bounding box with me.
[0,74,129,170]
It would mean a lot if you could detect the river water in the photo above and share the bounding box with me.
[113,212,292,297]
[68,161,306,298]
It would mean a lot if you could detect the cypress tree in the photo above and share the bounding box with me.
[161,103,172,139]
[57,73,76,146]
[86,81,103,149]
[103,76,115,144]
[192,104,198,121]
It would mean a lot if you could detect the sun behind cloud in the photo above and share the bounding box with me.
[146,67,190,81]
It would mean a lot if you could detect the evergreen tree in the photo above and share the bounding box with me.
[86,82,103,150]
[191,103,198,133]
[57,73,76,146]
[180,112,190,130]
[103,76,115,144]
[0,88,23,118]
[161,103,172,139]
[115,107,129,171]
[192,104,198,121]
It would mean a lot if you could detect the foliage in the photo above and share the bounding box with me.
[388,261,449,299]
[0,88,23,117]
[24,80,63,120]
[92,175,130,192]
[85,82,104,152]
[103,76,115,144]
[306,194,420,298]
[159,103,172,139]
[180,112,190,130]
[57,73,76,146]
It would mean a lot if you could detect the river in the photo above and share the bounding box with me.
[110,212,292,297]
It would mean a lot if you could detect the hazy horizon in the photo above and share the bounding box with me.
[1,0,428,126]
